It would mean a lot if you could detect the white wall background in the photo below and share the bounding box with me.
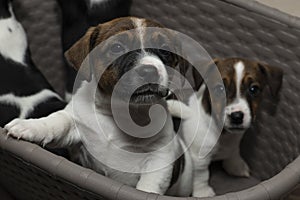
[256,0,300,17]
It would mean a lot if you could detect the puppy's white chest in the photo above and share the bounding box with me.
[181,92,219,158]
[97,115,125,145]
[75,144,142,187]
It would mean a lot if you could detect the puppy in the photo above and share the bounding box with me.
[0,0,66,127]
[168,58,283,197]
[57,0,132,98]
[5,17,192,196]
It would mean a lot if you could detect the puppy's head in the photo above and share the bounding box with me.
[65,17,182,105]
[201,58,283,133]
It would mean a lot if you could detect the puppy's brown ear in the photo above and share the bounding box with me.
[64,26,99,81]
[258,63,283,97]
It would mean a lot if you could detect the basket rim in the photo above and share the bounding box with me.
[222,0,300,29]
[0,128,299,200]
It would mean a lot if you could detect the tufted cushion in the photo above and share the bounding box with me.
[131,0,300,180]
[13,0,65,96]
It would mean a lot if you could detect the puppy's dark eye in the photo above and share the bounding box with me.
[249,85,261,96]
[110,43,125,54]
[214,85,226,96]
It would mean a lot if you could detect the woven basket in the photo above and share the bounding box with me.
[0,0,299,199]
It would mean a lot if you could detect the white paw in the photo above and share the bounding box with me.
[193,185,215,197]
[136,181,166,195]
[4,118,52,146]
[223,157,250,177]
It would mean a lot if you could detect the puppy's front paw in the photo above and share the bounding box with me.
[193,185,215,197]
[223,157,250,177]
[4,118,52,145]
[136,182,165,195]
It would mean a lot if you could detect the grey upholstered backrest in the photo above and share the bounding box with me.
[13,0,65,95]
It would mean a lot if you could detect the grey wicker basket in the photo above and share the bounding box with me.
[0,0,299,199]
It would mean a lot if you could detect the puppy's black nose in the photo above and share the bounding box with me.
[136,65,159,82]
[230,111,244,125]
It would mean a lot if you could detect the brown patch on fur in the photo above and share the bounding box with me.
[91,58,119,95]
[65,17,186,97]
[99,68,119,95]
[250,100,259,120]
[202,57,283,122]
[201,59,226,124]
[257,62,283,97]
[93,18,136,45]
[65,27,97,80]
[143,19,164,28]
[64,17,137,81]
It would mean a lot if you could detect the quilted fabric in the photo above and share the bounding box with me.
[131,0,300,180]
[13,0,65,95]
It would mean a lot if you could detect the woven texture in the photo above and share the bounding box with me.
[131,0,300,180]
[0,149,104,200]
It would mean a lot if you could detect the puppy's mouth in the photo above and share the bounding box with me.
[131,84,169,104]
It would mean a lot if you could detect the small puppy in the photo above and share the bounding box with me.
[5,17,192,196]
[0,0,66,127]
[168,58,283,197]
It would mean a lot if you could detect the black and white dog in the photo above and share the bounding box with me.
[57,0,132,97]
[0,0,66,127]
[168,58,283,197]
[5,17,193,196]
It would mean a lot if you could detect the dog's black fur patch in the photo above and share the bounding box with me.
[0,2,66,127]
[0,0,11,18]
[57,0,132,93]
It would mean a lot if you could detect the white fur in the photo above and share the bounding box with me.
[138,55,169,87]
[168,85,218,197]
[4,81,182,194]
[0,4,27,65]
[4,19,193,196]
[168,90,250,197]
[217,61,250,177]
[64,92,72,102]
[224,62,251,130]
[183,86,218,197]
[5,110,76,147]
[0,89,61,119]
[225,98,251,130]
[166,138,193,197]
[167,60,256,197]
[234,61,244,98]
[131,18,169,87]
[167,100,192,119]
[132,18,146,51]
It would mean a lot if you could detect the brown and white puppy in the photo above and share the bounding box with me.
[168,58,283,197]
[4,17,192,196]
